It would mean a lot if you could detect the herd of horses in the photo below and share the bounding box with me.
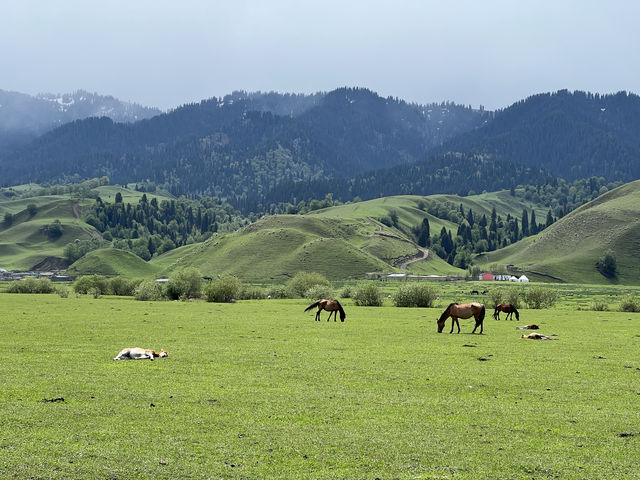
[304,298,530,336]
[112,299,534,360]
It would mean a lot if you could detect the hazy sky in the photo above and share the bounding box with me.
[1,0,639,111]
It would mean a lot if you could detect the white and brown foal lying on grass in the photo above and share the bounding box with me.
[113,347,168,361]
[520,333,557,340]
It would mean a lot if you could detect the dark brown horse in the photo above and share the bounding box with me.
[493,303,520,321]
[304,299,346,322]
[437,302,485,334]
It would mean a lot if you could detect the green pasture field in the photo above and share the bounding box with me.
[2,293,640,479]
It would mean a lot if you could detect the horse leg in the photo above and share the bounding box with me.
[333,311,337,322]
[472,315,484,334]
[315,310,320,321]
[449,317,455,334]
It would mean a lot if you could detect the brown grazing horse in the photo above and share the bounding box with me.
[305,299,346,322]
[493,303,520,321]
[437,302,485,334]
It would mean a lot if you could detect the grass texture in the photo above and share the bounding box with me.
[1,293,639,479]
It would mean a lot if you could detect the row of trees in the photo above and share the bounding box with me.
[82,194,248,260]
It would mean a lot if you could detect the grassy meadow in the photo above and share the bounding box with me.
[2,290,640,479]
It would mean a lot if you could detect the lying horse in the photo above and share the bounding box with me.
[113,347,168,361]
[304,299,346,322]
[493,303,519,321]
[521,333,556,340]
[437,302,485,334]
[516,324,539,330]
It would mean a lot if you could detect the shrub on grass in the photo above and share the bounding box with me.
[204,275,243,303]
[353,283,383,307]
[286,272,331,298]
[392,283,437,307]
[619,294,640,313]
[134,280,166,301]
[505,288,523,309]
[6,277,55,294]
[340,285,353,298]
[591,301,609,311]
[108,277,140,296]
[166,267,203,300]
[73,275,109,295]
[487,288,506,308]
[56,285,70,298]
[266,285,288,299]
[522,287,557,309]
[305,284,334,300]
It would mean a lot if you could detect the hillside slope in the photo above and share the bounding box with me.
[0,196,98,270]
[476,180,640,284]
[153,214,463,281]
[66,248,162,278]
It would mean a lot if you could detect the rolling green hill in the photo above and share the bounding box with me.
[153,213,463,281]
[66,248,162,278]
[310,191,549,241]
[0,196,98,270]
[476,180,640,284]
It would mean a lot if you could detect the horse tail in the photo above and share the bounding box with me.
[336,300,346,321]
[513,306,520,321]
[304,301,320,312]
[479,304,486,322]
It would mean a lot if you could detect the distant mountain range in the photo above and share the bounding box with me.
[1,87,639,212]
[0,89,160,151]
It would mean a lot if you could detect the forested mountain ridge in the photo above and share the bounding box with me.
[0,89,160,152]
[0,88,488,200]
[3,88,640,213]
[437,90,640,181]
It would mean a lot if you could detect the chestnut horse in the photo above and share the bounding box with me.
[493,303,520,321]
[437,302,485,334]
[304,299,346,322]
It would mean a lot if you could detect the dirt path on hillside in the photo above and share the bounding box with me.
[398,248,429,271]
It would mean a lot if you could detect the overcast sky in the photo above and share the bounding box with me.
[1,0,639,111]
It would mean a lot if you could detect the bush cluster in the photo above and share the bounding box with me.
[521,287,558,309]
[203,275,243,303]
[7,277,55,294]
[286,272,331,298]
[392,283,437,307]
[165,267,203,300]
[353,283,383,307]
[134,280,166,301]
[619,294,640,313]
[305,284,334,300]
[73,275,141,296]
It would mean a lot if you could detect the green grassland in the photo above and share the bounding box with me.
[477,180,640,285]
[2,293,639,479]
